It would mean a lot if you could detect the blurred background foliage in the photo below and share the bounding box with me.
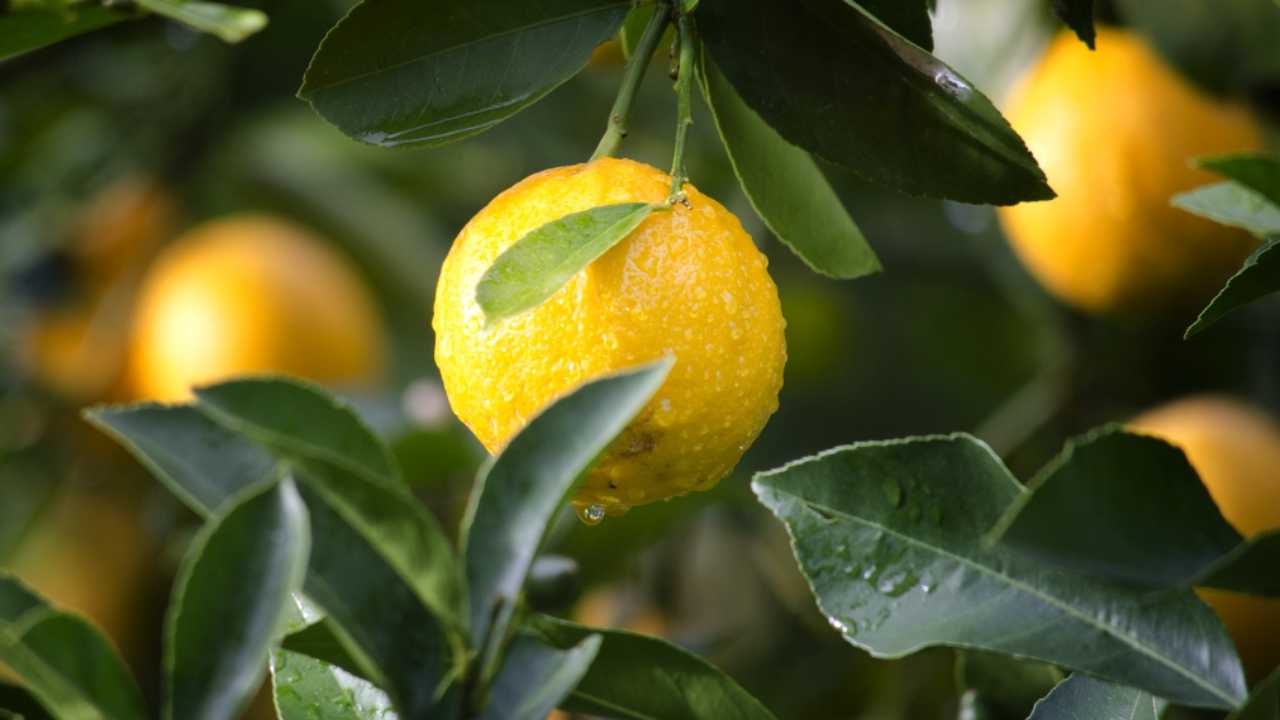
[1,0,1278,718]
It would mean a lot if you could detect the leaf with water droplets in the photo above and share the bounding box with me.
[271,650,397,720]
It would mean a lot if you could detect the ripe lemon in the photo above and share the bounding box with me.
[997,29,1264,315]
[1130,395,1280,680]
[126,215,386,402]
[433,158,786,519]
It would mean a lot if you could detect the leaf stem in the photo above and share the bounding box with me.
[590,3,672,161]
[666,9,697,202]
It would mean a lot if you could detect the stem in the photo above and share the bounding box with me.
[667,10,696,202]
[590,3,672,161]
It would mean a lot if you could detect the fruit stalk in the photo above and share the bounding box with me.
[590,3,672,161]
[667,9,696,202]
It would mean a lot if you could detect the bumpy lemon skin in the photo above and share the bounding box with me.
[997,29,1265,315]
[126,215,386,402]
[433,158,786,516]
[1130,396,1280,680]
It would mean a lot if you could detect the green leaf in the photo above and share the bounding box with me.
[193,377,401,487]
[84,403,275,518]
[476,202,659,324]
[1198,530,1280,598]
[464,358,671,649]
[270,650,396,720]
[280,620,370,683]
[166,479,310,720]
[0,682,51,720]
[698,0,1052,204]
[0,576,147,720]
[1186,236,1280,337]
[1050,0,1097,49]
[988,429,1243,588]
[752,435,1246,709]
[1173,183,1280,237]
[530,615,778,720]
[299,0,629,148]
[849,0,932,50]
[699,54,880,279]
[1232,666,1280,719]
[956,651,1065,719]
[480,633,601,720]
[1199,154,1280,206]
[1028,675,1162,720]
[0,5,132,61]
[132,0,266,42]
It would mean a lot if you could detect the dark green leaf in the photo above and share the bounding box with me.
[166,479,310,720]
[132,0,267,43]
[955,651,1065,718]
[1186,237,1280,337]
[531,615,778,720]
[0,682,51,720]
[1198,530,1280,598]
[849,0,932,50]
[1232,666,1280,720]
[464,359,670,649]
[0,576,146,720]
[1199,154,1280,206]
[194,377,400,487]
[84,404,275,518]
[480,632,600,720]
[299,0,629,147]
[1173,183,1280,237]
[476,203,659,324]
[271,650,396,720]
[752,435,1246,709]
[1028,675,1161,720]
[281,620,370,683]
[698,0,1052,204]
[1050,0,1097,49]
[0,5,131,62]
[699,54,880,279]
[989,429,1243,588]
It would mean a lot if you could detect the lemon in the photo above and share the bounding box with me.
[998,29,1265,314]
[433,157,786,518]
[1130,395,1280,680]
[126,215,386,402]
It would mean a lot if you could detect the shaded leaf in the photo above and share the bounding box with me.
[0,682,51,720]
[166,479,310,720]
[1173,183,1280,237]
[132,0,267,43]
[752,435,1246,708]
[1232,666,1280,719]
[1028,674,1161,720]
[955,651,1064,719]
[480,633,600,720]
[464,359,671,648]
[850,0,932,50]
[531,615,777,720]
[1198,530,1280,598]
[299,0,629,147]
[271,650,396,720]
[1186,237,1280,337]
[476,202,659,324]
[0,5,131,61]
[1199,154,1280,207]
[281,620,369,683]
[698,0,1051,204]
[699,54,880,279]
[1050,0,1097,49]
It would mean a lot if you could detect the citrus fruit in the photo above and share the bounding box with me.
[1130,395,1280,679]
[997,28,1265,314]
[433,157,786,519]
[126,215,386,402]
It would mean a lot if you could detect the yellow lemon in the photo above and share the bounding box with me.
[1130,395,1280,680]
[433,158,786,518]
[998,29,1265,314]
[126,215,386,402]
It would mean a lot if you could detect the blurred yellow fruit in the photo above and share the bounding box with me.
[575,587,670,639]
[433,158,785,518]
[126,215,386,402]
[998,29,1265,314]
[74,176,176,291]
[588,39,625,67]
[1130,395,1280,679]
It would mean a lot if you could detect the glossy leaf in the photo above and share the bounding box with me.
[698,0,1052,204]
[0,576,146,720]
[166,479,310,720]
[480,632,600,720]
[1199,154,1280,206]
[753,435,1246,709]
[531,615,778,720]
[699,54,880,279]
[1186,237,1280,337]
[1028,675,1161,720]
[850,0,932,50]
[270,650,396,720]
[85,403,275,518]
[1050,0,1097,49]
[132,0,267,43]
[989,429,1242,588]
[464,359,671,648]
[299,0,629,147]
[1198,530,1280,598]
[1173,183,1280,237]
[194,377,400,487]
[476,202,659,324]
[281,620,370,683]
[0,5,131,61]
[1232,667,1280,720]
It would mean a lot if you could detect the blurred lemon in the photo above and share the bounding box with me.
[575,586,670,639]
[998,29,1265,314]
[126,215,386,402]
[588,39,625,67]
[1130,395,1280,679]
[433,157,785,519]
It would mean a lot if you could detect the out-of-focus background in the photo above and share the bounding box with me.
[1,1,1278,717]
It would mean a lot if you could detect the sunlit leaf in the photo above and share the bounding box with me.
[1198,154,1280,206]
[1028,675,1162,720]
[1173,183,1280,238]
[132,0,267,43]
[271,650,396,720]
